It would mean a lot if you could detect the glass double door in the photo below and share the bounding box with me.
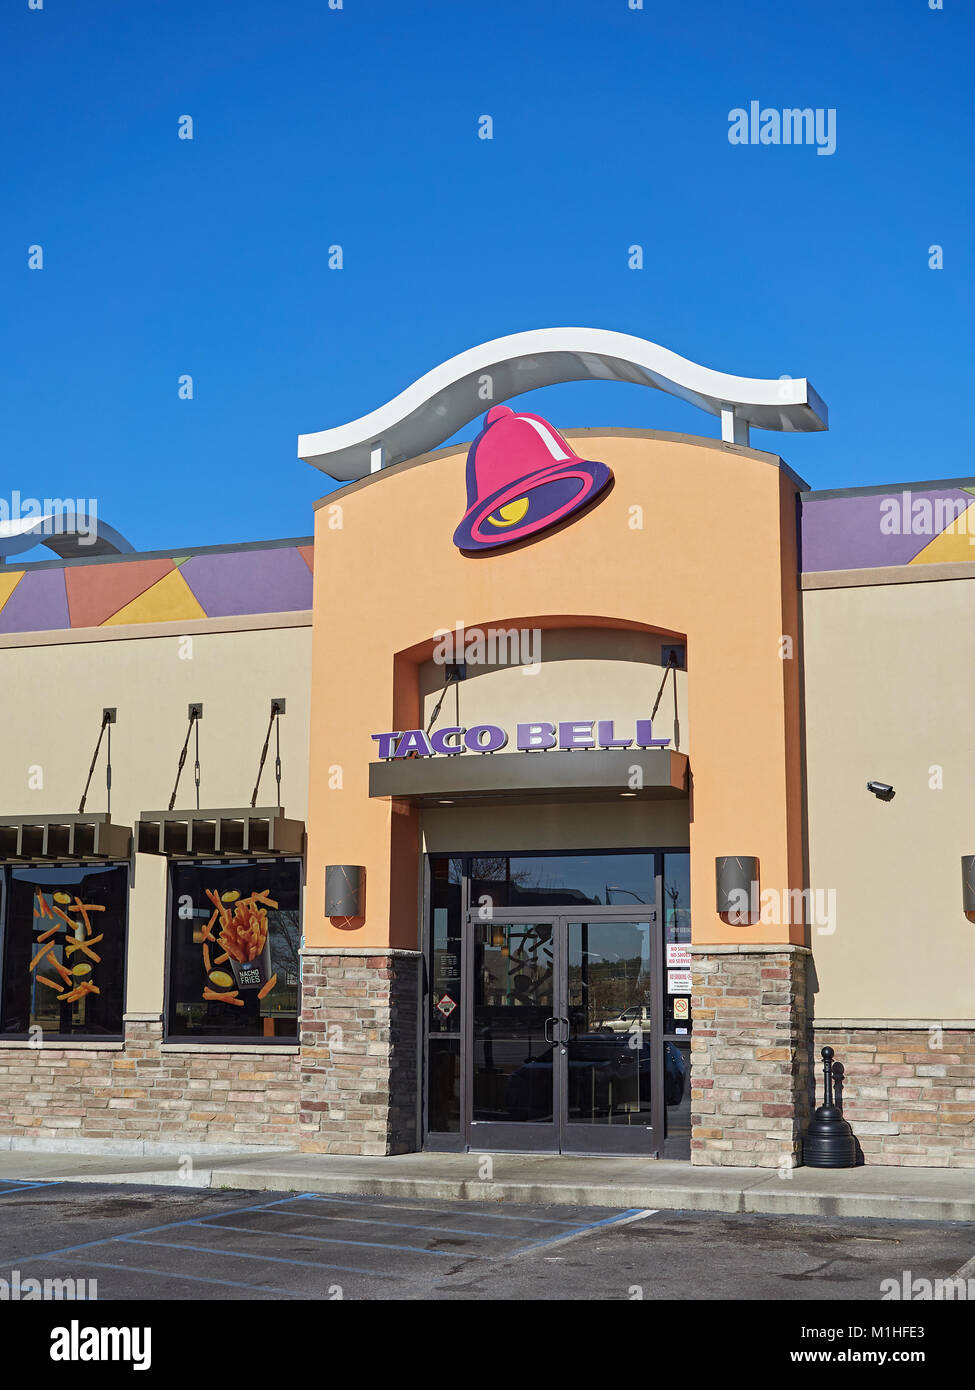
[469,913,664,1154]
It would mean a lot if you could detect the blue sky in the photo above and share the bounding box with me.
[3,0,970,556]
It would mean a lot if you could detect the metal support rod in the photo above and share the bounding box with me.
[168,704,202,812]
[650,650,679,749]
[193,719,201,811]
[274,715,282,808]
[250,699,286,808]
[79,708,116,814]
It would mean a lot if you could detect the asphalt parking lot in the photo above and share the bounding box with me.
[0,1179,972,1301]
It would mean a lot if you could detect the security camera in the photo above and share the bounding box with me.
[866,781,895,802]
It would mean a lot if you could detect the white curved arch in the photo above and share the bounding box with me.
[298,327,828,481]
[0,510,134,561]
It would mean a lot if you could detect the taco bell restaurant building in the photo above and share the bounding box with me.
[0,328,973,1171]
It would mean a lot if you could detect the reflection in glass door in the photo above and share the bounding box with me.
[423,852,690,1157]
[562,920,662,1154]
[470,922,558,1150]
[467,915,663,1154]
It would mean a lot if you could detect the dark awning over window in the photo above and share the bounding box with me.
[136,806,305,857]
[0,814,131,862]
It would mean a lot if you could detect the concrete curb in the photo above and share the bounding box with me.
[199,1168,975,1223]
[2,1149,974,1224]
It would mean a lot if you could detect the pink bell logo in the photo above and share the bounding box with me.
[453,406,613,552]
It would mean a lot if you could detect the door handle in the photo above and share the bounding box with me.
[544,1017,557,1043]
[560,1016,571,1043]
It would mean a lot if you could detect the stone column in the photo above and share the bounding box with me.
[689,944,811,1168]
[298,947,421,1155]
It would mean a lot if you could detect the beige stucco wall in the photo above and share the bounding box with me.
[0,622,311,1015]
[803,577,975,1019]
[419,628,689,754]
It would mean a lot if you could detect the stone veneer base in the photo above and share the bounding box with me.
[690,944,811,1169]
[810,1024,975,1168]
[3,948,971,1169]
[0,950,421,1157]
[298,948,421,1156]
[0,1018,302,1147]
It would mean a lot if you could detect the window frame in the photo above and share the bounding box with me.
[421,847,690,1146]
[0,860,130,1043]
[163,854,304,1045]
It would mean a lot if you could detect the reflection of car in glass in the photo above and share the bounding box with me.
[503,1033,686,1118]
[600,1004,652,1033]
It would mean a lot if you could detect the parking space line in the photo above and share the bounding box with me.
[177,1223,493,1260]
[516,1207,658,1254]
[117,1235,403,1278]
[292,1193,593,1226]
[57,1254,308,1297]
[0,1180,61,1196]
[201,1207,543,1242]
[13,1193,308,1265]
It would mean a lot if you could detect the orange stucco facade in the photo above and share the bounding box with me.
[305,430,806,951]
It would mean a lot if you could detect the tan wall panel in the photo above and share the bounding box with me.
[126,853,168,1014]
[418,628,689,752]
[803,579,975,1019]
[0,625,311,1019]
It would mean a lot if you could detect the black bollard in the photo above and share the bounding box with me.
[801,1046,858,1168]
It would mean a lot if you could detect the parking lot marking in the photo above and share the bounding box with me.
[218,1206,552,1242]
[516,1207,658,1254]
[117,1235,402,1277]
[293,1192,591,1226]
[56,1255,308,1297]
[7,1189,656,1300]
[10,1193,307,1265]
[182,1221,493,1259]
[0,1180,61,1197]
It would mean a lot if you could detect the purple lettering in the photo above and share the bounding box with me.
[559,720,595,750]
[371,731,401,759]
[395,729,434,758]
[517,722,556,750]
[596,720,632,749]
[464,724,507,753]
[430,726,464,755]
[635,719,670,748]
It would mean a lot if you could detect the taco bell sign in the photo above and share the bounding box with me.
[371,719,670,760]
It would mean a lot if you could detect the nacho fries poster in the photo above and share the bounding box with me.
[198,887,278,1008]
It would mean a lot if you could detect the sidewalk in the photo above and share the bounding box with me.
[1,1141,973,1222]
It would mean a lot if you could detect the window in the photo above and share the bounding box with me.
[426,856,462,1135]
[470,851,654,908]
[167,858,301,1040]
[0,863,128,1039]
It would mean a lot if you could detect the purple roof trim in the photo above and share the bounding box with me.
[800,489,973,572]
[179,546,313,617]
[0,569,70,633]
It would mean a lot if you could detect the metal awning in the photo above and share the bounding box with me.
[0,813,132,862]
[368,749,688,807]
[136,806,305,857]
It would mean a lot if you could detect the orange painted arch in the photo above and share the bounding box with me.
[305,430,806,950]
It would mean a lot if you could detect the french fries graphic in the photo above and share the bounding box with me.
[29,890,107,1017]
[201,887,276,998]
[204,888,273,962]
